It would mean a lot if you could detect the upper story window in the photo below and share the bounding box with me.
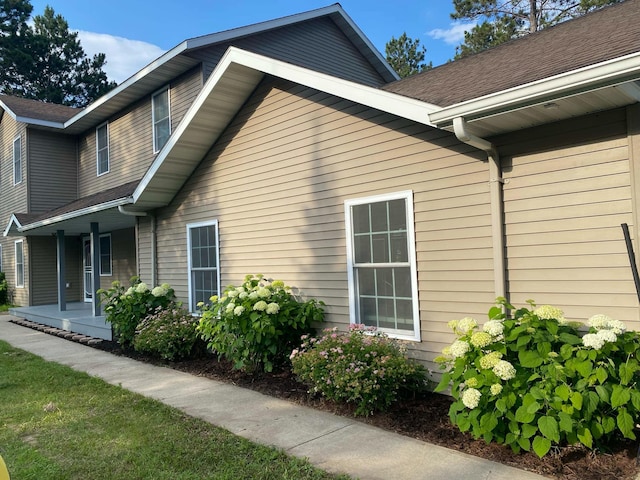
[13,135,22,185]
[344,191,420,341]
[96,123,109,176]
[152,87,171,153]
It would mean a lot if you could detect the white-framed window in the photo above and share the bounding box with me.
[13,135,22,185]
[345,191,420,341]
[96,122,109,176]
[15,239,24,288]
[187,220,220,312]
[99,234,112,276]
[152,87,171,153]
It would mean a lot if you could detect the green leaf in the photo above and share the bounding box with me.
[517,334,532,349]
[515,405,536,424]
[577,427,593,449]
[457,415,471,432]
[488,306,503,319]
[595,385,610,403]
[631,390,640,411]
[617,408,636,440]
[619,363,634,386]
[570,391,583,410]
[575,360,593,378]
[480,412,499,433]
[611,385,631,409]
[555,384,570,401]
[559,332,583,345]
[558,412,573,433]
[584,391,600,418]
[519,350,543,368]
[602,416,616,434]
[521,423,538,439]
[495,398,507,413]
[529,386,545,400]
[532,435,552,458]
[595,367,608,384]
[538,416,560,443]
[435,372,451,392]
[527,401,542,415]
[560,343,574,360]
[517,436,531,452]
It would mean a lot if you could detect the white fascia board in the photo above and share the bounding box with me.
[3,214,23,237]
[15,198,133,233]
[0,100,66,129]
[63,42,188,128]
[227,47,438,123]
[429,51,640,125]
[133,47,438,205]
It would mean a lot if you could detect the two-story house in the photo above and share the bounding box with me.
[3,1,640,369]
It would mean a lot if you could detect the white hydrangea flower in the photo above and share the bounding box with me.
[233,305,245,316]
[253,300,268,311]
[534,305,564,320]
[596,329,617,344]
[607,319,626,335]
[493,360,516,381]
[135,282,149,294]
[461,388,482,409]
[588,314,625,335]
[151,286,168,297]
[490,383,503,395]
[227,290,239,298]
[582,333,605,350]
[465,377,479,388]
[239,291,248,300]
[482,320,504,338]
[226,303,236,312]
[470,332,493,348]
[248,291,259,301]
[449,340,470,358]
[479,351,503,369]
[124,287,134,296]
[257,287,271,298]
[265,302,280,315]
[457,317,478,333]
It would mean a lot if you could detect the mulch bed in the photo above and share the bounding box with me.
[94,340,639,480]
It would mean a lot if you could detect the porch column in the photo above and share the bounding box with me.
[56,230,66,312]
[90,222,101,316]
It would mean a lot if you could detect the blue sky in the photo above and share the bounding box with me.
[30,1,473,84]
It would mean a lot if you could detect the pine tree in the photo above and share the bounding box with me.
[385,33,432,78]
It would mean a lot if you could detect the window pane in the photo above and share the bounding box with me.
[388,199,407,231]
[100,236,112,275]
[375,267,394,296]
[370,201,388,233]
[357,268,375,296]
[394,267,412,298]
[155,119,170,151]
[371,233,389,263]
[390,232,408,262]
[377,298,396,329]
[396,299,414,330]
[360,297,377,325]
[97,125,107,147]
[154,90,169,118]
[354,235,371,264]
[352,204,370,234]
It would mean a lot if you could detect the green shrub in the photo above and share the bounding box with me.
[98,277,175,347]
[290,324,428,416]
[133,304,205,361]
[197,274,325,372]
[436,297,640,457]
[0,272,7,305]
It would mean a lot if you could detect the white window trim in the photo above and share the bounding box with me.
[0,244,3,272]
[152,86,171,154]
[13,135,22,185]
[15,239,24,288]
[186,220,220,312]
[344,190,420,341]
[99,233,112,276]
[96,122,110,176]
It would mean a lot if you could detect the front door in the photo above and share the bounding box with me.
[83,237,92,302]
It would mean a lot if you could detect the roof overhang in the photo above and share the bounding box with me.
[428,51,640,137]
[132,46,438,209]
[4,197,136,237]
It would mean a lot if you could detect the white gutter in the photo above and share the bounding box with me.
[453,117,506,301]
[431,51,640,125]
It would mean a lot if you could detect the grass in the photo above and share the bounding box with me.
[0,341,351,480]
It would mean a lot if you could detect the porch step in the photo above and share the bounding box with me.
[9,317,107,348]
[9,305,112,340]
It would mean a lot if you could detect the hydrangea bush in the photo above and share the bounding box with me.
[133,304,206,361]
[98,276,175,347]
[197,274,325,372]
[290,324,428,416]
[436,297,640,457]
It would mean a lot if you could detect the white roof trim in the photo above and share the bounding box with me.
[3,214,23,237]
[429,51,640,125]
[0,99,67,129]
[133,47,437,205]
[8,197,133,234]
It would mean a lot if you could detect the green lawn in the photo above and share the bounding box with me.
[0,340,351,480]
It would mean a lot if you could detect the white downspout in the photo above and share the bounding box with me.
[453,117,507,301]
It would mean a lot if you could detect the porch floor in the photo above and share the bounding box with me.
[9,303,112,340]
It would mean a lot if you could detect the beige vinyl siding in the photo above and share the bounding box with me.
[27,129,77,213]
[137,216,153,284]
[77,67,202,197]
[152,77,494,364]
[103,228,137,289]
[191,17,386,87]
[498,108,640,330]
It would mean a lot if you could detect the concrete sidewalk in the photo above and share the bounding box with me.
[0,314,548,480]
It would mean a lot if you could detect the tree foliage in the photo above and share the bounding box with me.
[452,0,623,58]
[0,2,116,107]
[385,32,432,78]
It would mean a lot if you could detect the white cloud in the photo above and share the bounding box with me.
[428,22,476,45]
[77,31,166,84]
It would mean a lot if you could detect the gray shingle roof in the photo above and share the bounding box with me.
[383,0,640,107]
[0,95,81,123]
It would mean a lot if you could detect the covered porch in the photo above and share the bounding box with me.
[9,302,112,340]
